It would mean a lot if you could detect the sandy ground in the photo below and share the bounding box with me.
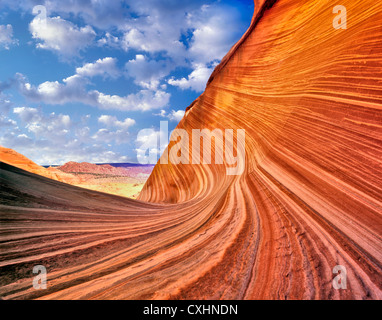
[72,175,148,199]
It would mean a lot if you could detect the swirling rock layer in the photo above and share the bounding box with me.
[1,0,382,299]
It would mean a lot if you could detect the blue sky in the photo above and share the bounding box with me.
[0,0,253,165]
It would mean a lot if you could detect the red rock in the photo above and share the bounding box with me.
[138,0,382,299]
[59,161,129,176]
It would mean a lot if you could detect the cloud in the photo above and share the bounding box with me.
[76,57,120,79]
[10,107,137,154]
[36,0,127,30]
[29,15,96,57]
[119,0,209,56]
[98,115,135,129]
[95,114,136,143]
[13,106,40,122]
[17,72,90,105]
[91,114,136,146]
[0,132,131,165]
[0,24,18,49]
[164,4,245,93]
[120,2,245,63]
[186,5,242,65]
[169,110,185,122]
[125,54,172,90]
[92,128,131,145]
[156,109,185,122]
[4,0,249,64]
[13,106,72,143]
[95,89,170,111]
[0,93,13,113]
[120,3,246,93]
[168,63,215,92]
[3,1,250,96]
[0,106,133,164]
[16,58,171,111]
[0,131,33,149]
[121,28,186,63]
[97,32,120,48]
[0,115,17,128]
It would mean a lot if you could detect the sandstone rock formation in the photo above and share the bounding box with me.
[59,161,129,176]
[137,0,382,299]
[0,146,79,183]
[0,0,381,300]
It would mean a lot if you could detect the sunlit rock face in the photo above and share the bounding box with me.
[138,0,382,299]
[0,0,381,300]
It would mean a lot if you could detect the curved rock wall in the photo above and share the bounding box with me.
[138,0,382,299]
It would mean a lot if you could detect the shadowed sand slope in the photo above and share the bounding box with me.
[1,0,382,300]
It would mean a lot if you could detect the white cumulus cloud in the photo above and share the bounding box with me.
[76,57,120,79]
[15,57,170,111]
[98,115,135,129]
[156,109,185,122]
[125,54,172,90]
[13,106,72,143]
[168,64,215,92]
[29,15,96,57]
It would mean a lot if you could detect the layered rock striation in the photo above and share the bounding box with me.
[140,0,382,299]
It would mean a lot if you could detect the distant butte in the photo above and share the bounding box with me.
[58,161,129,176]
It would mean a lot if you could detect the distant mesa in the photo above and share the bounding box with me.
[59,161,129,176]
